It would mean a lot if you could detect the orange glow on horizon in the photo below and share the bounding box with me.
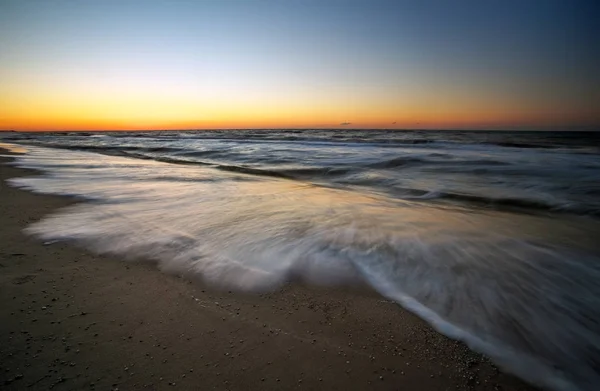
[2,67,597,131]
[3,112,598,132]
[1,1,597,132]
[2,95,597,131]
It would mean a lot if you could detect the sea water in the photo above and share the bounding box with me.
[2,129,600,390]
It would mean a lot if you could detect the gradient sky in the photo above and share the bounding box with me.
[1,0,598,131]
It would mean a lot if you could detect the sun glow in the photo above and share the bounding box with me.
[1,1,597,131]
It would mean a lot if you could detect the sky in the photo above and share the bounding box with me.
[0,0,598,131]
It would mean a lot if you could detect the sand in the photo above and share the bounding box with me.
[0,148,537,390]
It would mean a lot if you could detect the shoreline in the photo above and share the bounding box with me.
[0,147,536,390]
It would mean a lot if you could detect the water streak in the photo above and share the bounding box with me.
[5,144,600,391]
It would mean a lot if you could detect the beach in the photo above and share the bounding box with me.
[2,0,597,388]
[0,148,539,390]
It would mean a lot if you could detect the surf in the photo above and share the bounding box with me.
[6,144,600,390]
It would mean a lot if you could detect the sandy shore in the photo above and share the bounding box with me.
[0,148,537,390]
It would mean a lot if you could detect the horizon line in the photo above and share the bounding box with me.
[2,127,599,133]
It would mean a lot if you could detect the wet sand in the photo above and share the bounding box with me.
[0,148,537,390]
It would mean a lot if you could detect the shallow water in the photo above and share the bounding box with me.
[5,130,600,216]
[2,130,600,390]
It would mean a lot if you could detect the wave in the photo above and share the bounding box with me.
[9,136,600,221]
[366,157,427,168]
[367,156,511,169]
[212,164,296,179]
[8,145,600,391]
[87,134,110,138]
[71,145,141,153]
[485,141,559,149]
[144,146,186,153]
[429,191,600,217]
[201,164,351,180]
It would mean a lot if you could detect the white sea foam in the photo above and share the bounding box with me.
[6,144,600,391]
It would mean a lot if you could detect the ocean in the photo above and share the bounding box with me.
[2,129,600,390]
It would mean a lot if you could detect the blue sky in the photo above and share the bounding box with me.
[1,0,598,130]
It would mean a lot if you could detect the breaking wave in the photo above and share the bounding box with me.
[4,144,600,391]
